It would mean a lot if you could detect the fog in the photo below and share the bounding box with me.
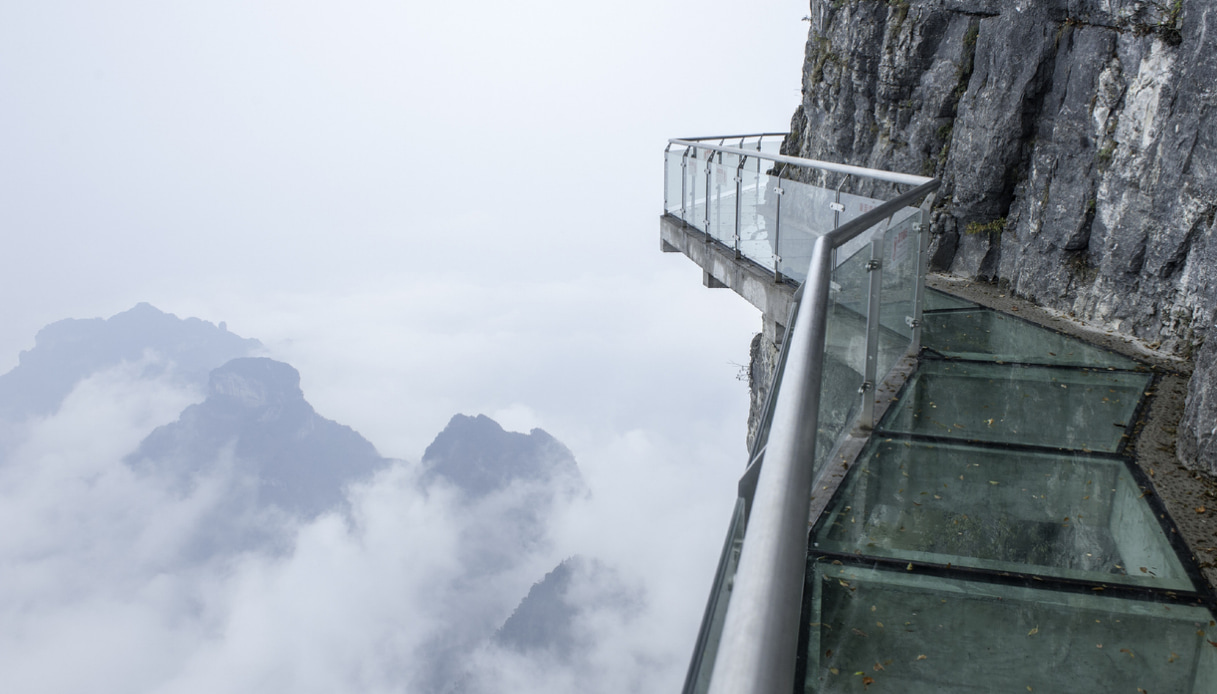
[0,2,808,691]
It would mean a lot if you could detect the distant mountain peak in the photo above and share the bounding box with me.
[0,303,260,421]
[130,357,386,518]
[421,414,582,498]
[208,357,304,410]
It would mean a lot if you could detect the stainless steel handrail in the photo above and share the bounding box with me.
[705,178,940,694]
[674,132,788,142]
[669,138,934,187]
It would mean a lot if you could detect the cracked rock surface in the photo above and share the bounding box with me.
[784,0,1217,473]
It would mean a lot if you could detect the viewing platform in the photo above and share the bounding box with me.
[664,135,1217,693]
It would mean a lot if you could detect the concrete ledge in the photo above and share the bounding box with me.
[660,214,796,336]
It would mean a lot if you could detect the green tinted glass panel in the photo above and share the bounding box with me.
[804,561,1217,694]
[775,176,836,283]
[880,361,1151,452]
[813,439,1194,590]
[923,309,1141,369]
[815,244,871,470]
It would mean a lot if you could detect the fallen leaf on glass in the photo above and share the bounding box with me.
[1197,506,1207,513]
[862,676,875,686]
[1120,648,1134,658]
[852,628,868,637]
[873,663,884,672]
[1027,627,1038,636]
[916,655,927,661]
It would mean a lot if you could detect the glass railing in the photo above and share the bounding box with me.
[667,134,940,694]
[664,134,905,284]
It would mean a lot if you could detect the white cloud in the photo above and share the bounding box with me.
[0,0,810,689]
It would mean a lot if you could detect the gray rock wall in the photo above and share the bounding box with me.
[746,331,780,454]
[783,0,1217,473]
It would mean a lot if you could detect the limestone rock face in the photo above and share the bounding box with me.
[785,0,1216,472]
[746,332,780,454]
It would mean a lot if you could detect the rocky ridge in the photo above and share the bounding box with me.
[779,0,1217,472]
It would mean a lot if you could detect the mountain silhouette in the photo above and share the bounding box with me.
[129,357,387,517]
[0,302,259,421]
[422,414,582,498]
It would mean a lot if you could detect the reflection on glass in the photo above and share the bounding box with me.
[775,177,837,283]
[881,361,1151,453]
[706,153,740,248]
[804,561,1217,694]
[814,439,1194,590]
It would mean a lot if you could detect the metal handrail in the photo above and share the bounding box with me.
[705,178,940,694]
[669,138,934,187]
[673,132,788,142]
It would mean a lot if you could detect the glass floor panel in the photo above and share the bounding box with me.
[812,439,1195,591]
[923,309,1141,369]
[923,287,977,311]
[880,361,1152,453]
[803,561,1217,694]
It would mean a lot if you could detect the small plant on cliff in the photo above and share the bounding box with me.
[1096,142,1117,168]
[964,218,1007,236]
[1134,0,1183,45]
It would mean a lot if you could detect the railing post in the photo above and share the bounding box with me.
[860,218,891,429]
[772,164,786,283]
[910,203,933,352]
[734,155,746,259]
[681,149,690,223]
[704,151,714,238]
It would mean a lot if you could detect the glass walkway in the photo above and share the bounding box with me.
[663,135,1217,693]
[803,290,1215,693]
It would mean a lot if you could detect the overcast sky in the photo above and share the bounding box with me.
[0,2,808,691]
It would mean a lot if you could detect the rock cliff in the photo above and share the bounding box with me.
[780,0,1216,472]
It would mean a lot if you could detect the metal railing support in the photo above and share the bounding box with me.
[910,202,935,352]
[859,220,891,429]
[772,164,786,283]
[734,156,746,259]
[681,149,690,223]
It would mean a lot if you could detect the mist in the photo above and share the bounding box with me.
[0,1,809,691]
